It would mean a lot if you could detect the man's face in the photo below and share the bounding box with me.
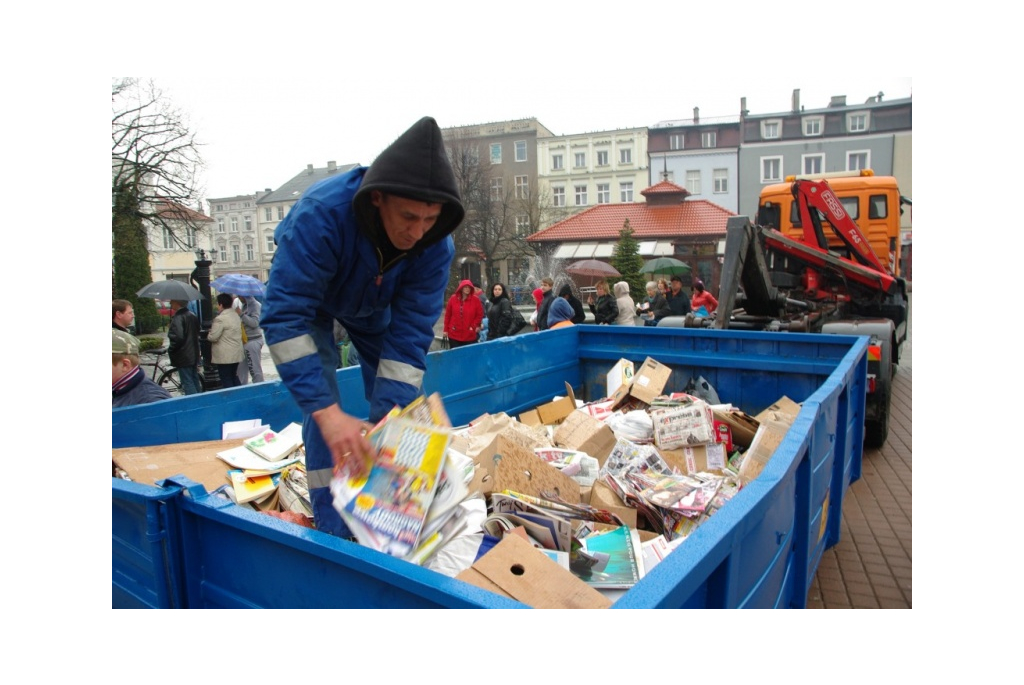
[541,283,552,292]
[112,356,133,384]
[671,280,682,293]
[371,191,443,251]
[115,305,134,328]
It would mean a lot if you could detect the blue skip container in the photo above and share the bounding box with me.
[113,325,867,609]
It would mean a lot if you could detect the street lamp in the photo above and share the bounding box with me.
[190,249,220,391]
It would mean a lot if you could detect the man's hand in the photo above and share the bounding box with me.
[312,404,375,480]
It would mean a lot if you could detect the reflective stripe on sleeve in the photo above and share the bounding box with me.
[307,467,334,490]
[377,358,424,387]
[268,334,318,365]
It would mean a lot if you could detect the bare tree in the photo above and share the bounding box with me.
[112,78,206,249]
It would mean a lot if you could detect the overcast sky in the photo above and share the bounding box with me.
[153,75,913,202]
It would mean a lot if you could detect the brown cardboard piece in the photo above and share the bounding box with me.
[553,410,617,467]
[754,395,802,423]
[588,480,637,528]
[451,414,550,494]
[518,382,578,427]
[660,443,730,476]
[112,438,244,492]
[738,418,795,483]
[456,534,611,609]
[493,434,581,502]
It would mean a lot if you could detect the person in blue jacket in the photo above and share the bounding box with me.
[261,117,464,538]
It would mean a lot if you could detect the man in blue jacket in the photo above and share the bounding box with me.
[261,117,464,538]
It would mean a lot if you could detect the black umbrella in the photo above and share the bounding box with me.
[137,280,202,301]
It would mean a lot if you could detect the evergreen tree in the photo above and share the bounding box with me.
[611,219,645,300]
[112,184,159,333]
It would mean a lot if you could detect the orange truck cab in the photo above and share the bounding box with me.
[756,170,907,277]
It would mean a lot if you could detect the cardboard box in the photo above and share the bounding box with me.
[588,480,638,528]
[660,443,730,475]
[606,358,635,397]
[711,408,759,449]
[738,419,793,483]
[755,395,801,424]
[650,400,716,450]
[518,382,577,427]
[611,357,672,408]
[553,410,617,467]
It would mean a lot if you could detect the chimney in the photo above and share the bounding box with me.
[327,160,337,172]
[306,164,314,174]
[693,107,699,124]
[740,97,748,116]
[792,88,800,112]
[829,95,847,108]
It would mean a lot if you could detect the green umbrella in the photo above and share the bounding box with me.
[639,257,691,276]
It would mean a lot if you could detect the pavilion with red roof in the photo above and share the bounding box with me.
[526,180,735,291]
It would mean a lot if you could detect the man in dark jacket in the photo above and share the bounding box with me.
[261,116,465,538]
[557,283,587,324]
[113,330,172,408]
[167,299,203,395]
[665,275,691,316]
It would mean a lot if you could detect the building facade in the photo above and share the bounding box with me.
[206,193,267,281]
[147,198,213,283]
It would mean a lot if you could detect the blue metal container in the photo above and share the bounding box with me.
[113,326,867,608]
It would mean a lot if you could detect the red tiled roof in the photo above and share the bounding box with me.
[527,197,735,242]
[155,198,213,223]
[641,180,691,198]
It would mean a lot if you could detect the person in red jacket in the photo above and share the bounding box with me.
[443,279,485,348]
[690,279,718,314]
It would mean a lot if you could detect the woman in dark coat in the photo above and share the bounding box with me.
[486,282,515,340]
[586,279,618,325]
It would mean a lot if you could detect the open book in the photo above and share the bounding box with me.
[227,469,281,504]
[243,422,303,462]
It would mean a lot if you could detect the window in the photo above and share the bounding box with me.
[761,156,783,182]
[264,207,272,221]
[761,120,781,139]
[276,206,284,220]
[840,197,859,220]
[869,194,888,220]
[490,177,503,201]
[515,141,527,162]
[216,204,224,211]
[490,143,502,164]
[244,215,252,231]
[597,183,610,203]
[230,217,238,232]
[713,168,728,193]
[516,215,529,235]
[574,152,586,168]
[847,112,869,133]
[232,244,240,263]
[686,170,701,195]
[552,186,565,207]
[515,175,529,199]
[802,154,824,175]
[219,246,227,262]
[701,131,717,148]
[551,154,563,170]
[597,150,608,166]
[246,243,254,261]
[217,218,225,233]
[790,196,859,226]
[574,185,588,205]
[847,151,870,171]
[669,134,684,150]
[162,227,174,249]
[620,182,633,202]
[185,227,196,248]
[620,148,632,164]
[265,234,275,252]
[803,116,823,136]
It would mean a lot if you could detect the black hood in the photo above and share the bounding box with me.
[354,116,465,256]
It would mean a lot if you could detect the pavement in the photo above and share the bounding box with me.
[144,299,911,609]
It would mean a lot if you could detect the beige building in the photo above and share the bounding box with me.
[206,193,268,280]
[147,199,213,283]
[536,127,649,227]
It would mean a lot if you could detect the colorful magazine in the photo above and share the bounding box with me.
[576,525,645,590]
[332,417,452,559]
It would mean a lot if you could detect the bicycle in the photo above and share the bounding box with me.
[139,347,206,396]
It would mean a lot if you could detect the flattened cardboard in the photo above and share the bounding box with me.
[456,534,611,609]
[588,480,637,528]
[112,438,244,492]
[553,411,617,467]
[754,395,801,424]
[452,414,550,494]
[660,443,730,475]
[738,419,792,483]
[493,434,581,502]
